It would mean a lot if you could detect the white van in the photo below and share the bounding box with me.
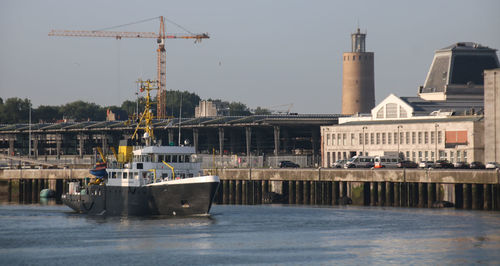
[344,156,374,168]
[374,156,400,168]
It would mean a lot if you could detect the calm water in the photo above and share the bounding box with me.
[0,203,499,265]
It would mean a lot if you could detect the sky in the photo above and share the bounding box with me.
[1,0,499,114]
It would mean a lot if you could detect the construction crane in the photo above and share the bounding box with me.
[49,16,209,119]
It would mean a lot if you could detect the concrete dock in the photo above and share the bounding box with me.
[0,168,499,210]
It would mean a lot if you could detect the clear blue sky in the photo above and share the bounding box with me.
[1,0,499,114]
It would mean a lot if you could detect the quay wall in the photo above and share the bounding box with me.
[0,168,499,210]
[206,168,500,211]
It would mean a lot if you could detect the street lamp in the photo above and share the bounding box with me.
[397,125,403,159]
[362,126,367,155]
[435,124,439,161]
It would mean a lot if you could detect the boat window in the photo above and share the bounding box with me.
[136,163,143,169]
[133,172,139,179]
[117,172,122,179]
[158,155,164,163]
[188,173,194,178]
[142,172,148,179]
[172,155,178,163]
[111,172,116,179]
[165,155,171,163]
[185,155,190,163]
[123,172,128,179]
[179,155,185,163]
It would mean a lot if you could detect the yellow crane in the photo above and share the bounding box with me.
[49,16,209,119]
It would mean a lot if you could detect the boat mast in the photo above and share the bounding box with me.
[132,79,159,146]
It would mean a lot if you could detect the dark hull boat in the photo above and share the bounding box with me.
[62,176,219,216]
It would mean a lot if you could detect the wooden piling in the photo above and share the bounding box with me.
[484,184,492,210]
[394,182,400,207]
[472,184,483,210]
[235,180,242,204]
[454,184,463,209]
[304,181,310,205]
[223,180,229,204]
[332,181,339,205]
[296,181,302,204]
[371,182,378,206]
[418,183,427,208]
[464,184,472,209]
[380,182,386,206]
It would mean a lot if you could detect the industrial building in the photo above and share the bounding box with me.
[0,114,341,168]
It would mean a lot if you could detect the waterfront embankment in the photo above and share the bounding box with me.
[1,168,499,210]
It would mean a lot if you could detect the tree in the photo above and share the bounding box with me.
[228,102,251,116]
[60,101,106,121]
[34,105,62,123]
[164,90,201,118]
[253,106,272,115]
[0,97,31,123]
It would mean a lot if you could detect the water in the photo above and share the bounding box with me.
[1,203,500,265]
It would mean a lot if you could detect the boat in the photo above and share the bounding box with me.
[62,79,220,216]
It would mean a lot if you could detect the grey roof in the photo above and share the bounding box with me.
[400,97,484,116]
[0,114,344,133]
[340,115,483,126]
[438,42,497,53]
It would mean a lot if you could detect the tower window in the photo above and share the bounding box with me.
[353,56,355,61]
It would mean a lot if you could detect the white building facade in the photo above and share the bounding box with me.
[321,94,484,167]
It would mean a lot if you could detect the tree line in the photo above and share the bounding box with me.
[0,91,271,124]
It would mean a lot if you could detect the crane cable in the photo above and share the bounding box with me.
[93,16,198,35]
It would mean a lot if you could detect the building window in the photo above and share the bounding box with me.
[327,134,330,146]
[351,133,355,145]
[418,132,422,144]
[424,151,428,161]
[388,132,392,144]
[327,152,330,167]
[359,133,363,145]
[400,132,404,145]
[394,132,398,144]
[439,150,445,160]
[431,131,435,144]
[412,132,416,144]
[424,132,428,144]
[457,150,461,162]
[353,56,356,61]
[370,133,374,145]
[376,133,380,144]
[377,107,384,118]
[418,151,422,162]
[406,151,410,159]
[382,133,386,144]
[343,133,347,145]
[431,151,435,161]
[365,133,369,145]
[337,134,341,145]
[400,106,407,118]
[405,132,410,144]
[438,131,442,144]
[386,103,398,118]
[463,151,467,162]
[450,151,454,163]
[412,151,416,161]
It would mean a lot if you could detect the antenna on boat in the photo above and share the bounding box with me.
[132,79,159,146]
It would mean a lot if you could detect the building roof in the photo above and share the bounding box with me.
[400,97,484,115]
[337,115,483,127]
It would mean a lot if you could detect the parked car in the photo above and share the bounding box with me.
[453,161,470,169]
[469,161,485,169]
[332,159,346,168]
[434,160,454,169]
[374,156,400,168]
[419,161,434,168]
[485,162,500,169]
[344,156,374,168]
[398,160,418,168]
[279,160,300,168]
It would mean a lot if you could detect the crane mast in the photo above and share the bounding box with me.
[49,16,209,119]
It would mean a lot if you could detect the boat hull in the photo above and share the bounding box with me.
[62,177,220,216]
